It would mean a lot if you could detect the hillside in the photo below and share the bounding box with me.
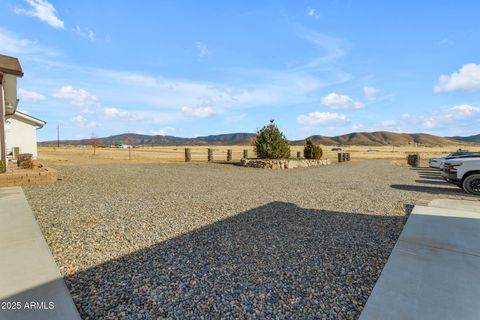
[40,133,255,146]
[291,131,469,147]
[40,131,478,147]
[450,134,480,144]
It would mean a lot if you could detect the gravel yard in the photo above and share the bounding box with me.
[24,160,471,319]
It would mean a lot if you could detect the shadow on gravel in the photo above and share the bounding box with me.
[211,161,242,167]
[410,168,438,172]
[391,184,465,195]
[415,179,449,185]
[418,174,443,180]
[415,170,442,175]
[63,202,406,319]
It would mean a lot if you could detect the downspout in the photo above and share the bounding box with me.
[0,72,5,173]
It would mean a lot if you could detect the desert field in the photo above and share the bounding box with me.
[37,144,480,166]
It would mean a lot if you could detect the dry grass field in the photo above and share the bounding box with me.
[38,144,480,166]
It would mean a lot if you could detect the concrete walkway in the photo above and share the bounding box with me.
[360,198,480,320]
[0,187,80,320]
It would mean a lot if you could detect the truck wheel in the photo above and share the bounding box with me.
[462,174,480,195]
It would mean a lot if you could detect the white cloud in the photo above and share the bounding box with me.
[225,113,246,123]
[392,104,480,134]
[297,112,347,126]
[297,31,346,71]
[18,88,46,102]
[150,127,176,136]
[100,70,158,87]
[53,86,98,107]
[99,68,320,109]
[0,28,59,57]
[0,29,31,55]
[422,104,480,128]
[434,64,480,92]
[350,123,364,130]
[307,8,320,19]
[196,42,211,57]
[73,26,95,42]
[72,115,97,128]
[14,0,64,29]
[101,107,178,124]
[3,26,346,116]
[181,106,216,118]
[363,86,380,100]
[103,107,143,121]
[0,26,357,137]
[321,92,364,109]
[381,120,397,127]
[451,104,480,115]
[14,2,95,40]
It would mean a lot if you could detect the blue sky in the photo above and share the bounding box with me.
[1,0,480,141]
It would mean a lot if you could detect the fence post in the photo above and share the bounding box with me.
[208,148,213,162]
[407,154,419,167]
[185,148,191,162]
[297,151,301,158]
[227,149,232,161]
[243,149,248,159]
[338,153,342,163]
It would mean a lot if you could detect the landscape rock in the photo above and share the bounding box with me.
[23,161,470,319]
[240,158,331,169]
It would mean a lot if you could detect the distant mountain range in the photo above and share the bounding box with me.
[292,132,478,146]
[39,131,480,147]
[40,133,256,146]
[450,134,480,144]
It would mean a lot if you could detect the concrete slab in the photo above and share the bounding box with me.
[360,240,480,320]
[0,187,80,320]
[360,199,480,320]
[401,205,480,256]
[428,198,480,212]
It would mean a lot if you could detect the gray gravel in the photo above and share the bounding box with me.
[23,161,471,319]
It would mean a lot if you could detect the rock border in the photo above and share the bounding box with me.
[0,167,58,187]
[240,158,331,169]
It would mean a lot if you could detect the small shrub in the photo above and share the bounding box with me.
[253,120,290,159]
[17,153,32,163]
[407,154,420,167]
[0,160,3,172]
[21,159,35,169]
[304,139,323,159]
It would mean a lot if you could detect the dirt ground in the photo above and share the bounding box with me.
[37,144,480,166]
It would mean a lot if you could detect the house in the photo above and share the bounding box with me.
[0,54,46,170]
[5,111,46,159]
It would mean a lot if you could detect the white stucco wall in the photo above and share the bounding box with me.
[5,116,39,159]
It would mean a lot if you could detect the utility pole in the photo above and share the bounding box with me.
[57,124,60,148]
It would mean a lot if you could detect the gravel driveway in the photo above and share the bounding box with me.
[24,160,471,319]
